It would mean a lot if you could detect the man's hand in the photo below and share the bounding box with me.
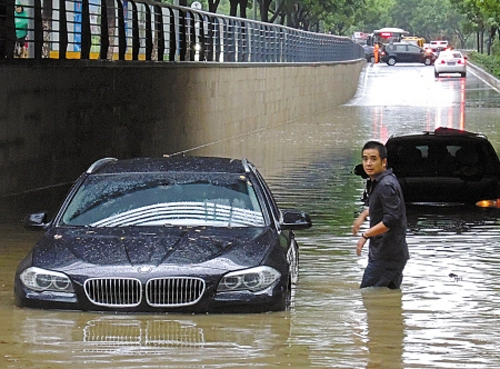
[352,209,369,236]
[356,237,367,256]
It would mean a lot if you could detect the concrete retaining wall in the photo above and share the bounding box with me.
[0,59,365,197]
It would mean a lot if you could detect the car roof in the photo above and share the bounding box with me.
[86,156,252,175]
[386,128,491,146]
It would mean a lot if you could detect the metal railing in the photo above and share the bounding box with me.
[1,0,364,62]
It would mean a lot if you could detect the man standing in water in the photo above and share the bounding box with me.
[352,141,409,289]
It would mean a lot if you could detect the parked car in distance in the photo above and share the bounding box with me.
[14,156,312,313]
[429,40,449,53]
[381,42,437,66]
[355,128,500,206]
[434,50,467,78]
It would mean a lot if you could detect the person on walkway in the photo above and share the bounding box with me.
[373,43,379,63]
[14,4,28,58]
[352,141,409,289]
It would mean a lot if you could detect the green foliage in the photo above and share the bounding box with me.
[163,0,499,44]
[492,38,500,57]
[468,50,500,79]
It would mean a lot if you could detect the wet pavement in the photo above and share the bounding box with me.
[2,62,500,368]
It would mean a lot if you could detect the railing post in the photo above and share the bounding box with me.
[58,0,68,59]
[168,8,176,61]
[179,9,188,61]
[80,0,91,59]
[187,10,195,61]
[116,0,125,60]
[99,0,109,60]
[1,0,15,59]
[154,5,164,61]
[226,18,234,62]
[145,4,152,60]
[197,13,206,61]
[131,1,139,60]
[33,0,43,59]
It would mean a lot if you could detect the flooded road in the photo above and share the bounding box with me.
[3,62,500,368]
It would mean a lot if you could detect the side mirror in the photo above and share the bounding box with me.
[280,209,312,230]
[23,212,50,230]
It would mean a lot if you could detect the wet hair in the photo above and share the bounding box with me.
[362,141,387,160]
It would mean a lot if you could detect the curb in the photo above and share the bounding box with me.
[467,61,500,92]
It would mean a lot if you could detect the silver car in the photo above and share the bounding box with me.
[434,50,467,78]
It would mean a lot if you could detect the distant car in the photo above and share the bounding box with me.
[429,40,449,52]
[363,45,375,63]
[434,50,467,78]
[381,42,437,66]
[355,128,500,205]
[14,156,312,313]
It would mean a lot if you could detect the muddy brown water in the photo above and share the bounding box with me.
[2,63,500,368]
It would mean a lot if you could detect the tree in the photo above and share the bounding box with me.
[321,0,367,35]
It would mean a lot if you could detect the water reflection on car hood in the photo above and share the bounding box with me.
[31,226,273,269]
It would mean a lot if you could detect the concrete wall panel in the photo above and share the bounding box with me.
[0,59,365,197]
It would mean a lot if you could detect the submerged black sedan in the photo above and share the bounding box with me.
[15,156,312,313]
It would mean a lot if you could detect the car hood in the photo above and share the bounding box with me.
[30,226,277,270]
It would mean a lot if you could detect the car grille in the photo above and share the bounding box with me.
[84,277,205,308]
[146,278,205,307]
[84,278,142,307]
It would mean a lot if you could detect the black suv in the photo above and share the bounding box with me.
[381,42,437,66]
[355,128,500,206]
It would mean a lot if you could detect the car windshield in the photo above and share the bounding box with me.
[60,173,266,227]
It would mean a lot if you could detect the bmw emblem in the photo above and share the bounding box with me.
[138,266,152,273]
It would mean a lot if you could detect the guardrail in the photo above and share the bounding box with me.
[1,0,363,62]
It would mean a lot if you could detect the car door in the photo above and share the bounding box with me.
[407,44,423,63]
[396,44,410,62]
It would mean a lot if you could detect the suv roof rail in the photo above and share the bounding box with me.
[86,157,118,174]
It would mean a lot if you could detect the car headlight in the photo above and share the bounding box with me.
[217,266,281,292]
[20,267,74,293]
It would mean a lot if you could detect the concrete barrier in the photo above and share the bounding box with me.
[0,59,365,200]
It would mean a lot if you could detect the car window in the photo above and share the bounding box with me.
[390,143,484,177]
[60,173,266,227]
[440,52,459,59]
[396,44,407,52]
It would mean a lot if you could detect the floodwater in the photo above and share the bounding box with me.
[2,63,500,368]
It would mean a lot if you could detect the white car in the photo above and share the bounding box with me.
[434,50,467,78]
[429,40,449,51]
